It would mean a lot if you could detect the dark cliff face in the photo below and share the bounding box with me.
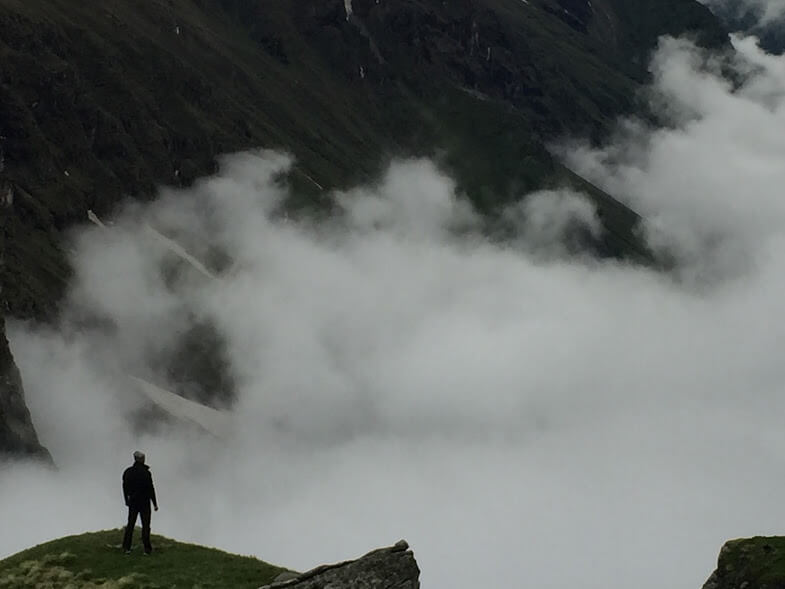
[0,315,50,461]
[303,0,726,136]
[0,0,729,458]
[0,172,49,460]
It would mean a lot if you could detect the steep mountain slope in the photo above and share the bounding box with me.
[700,1,785,53]
[0,318,49,460]
[0,0,728,317]
[0,189,49,460]
[0,0,729,457]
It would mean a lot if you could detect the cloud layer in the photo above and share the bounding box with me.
[3,34,785,589]
[701,0,785,26]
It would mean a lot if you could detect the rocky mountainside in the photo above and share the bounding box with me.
[699,1,785,54]
[0,183,49,461]
[0,0,729,458]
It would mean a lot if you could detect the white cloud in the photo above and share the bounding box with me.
[5,33,785,589]
[701,0,785,25]
[564,35,785,282]
[504,189,602,257]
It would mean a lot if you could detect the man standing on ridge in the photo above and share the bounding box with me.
[122,450,159,555]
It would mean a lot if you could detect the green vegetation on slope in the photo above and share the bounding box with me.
[0,0,729,321]
[705,536,785,588]
[0,529,284,589]
[0,0,730,454]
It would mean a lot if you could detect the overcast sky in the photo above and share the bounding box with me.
[3,31,785,589]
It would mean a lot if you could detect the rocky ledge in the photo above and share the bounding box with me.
[703,537,785,589]
[0,315,50,462]
[260,540,420,589]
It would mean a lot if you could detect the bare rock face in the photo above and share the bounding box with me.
[0,178,51,461]
[0,314,50,460]
[259,540,420,589]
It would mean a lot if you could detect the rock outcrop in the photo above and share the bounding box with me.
[259,540,420,589]
[0,173,50,460]
[0,316,50,460]
[703,537,785,589]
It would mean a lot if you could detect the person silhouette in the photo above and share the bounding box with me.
[121,450,159,555]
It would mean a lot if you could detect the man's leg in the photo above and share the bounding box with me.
[122,507,139,552]
[140,505,152,554]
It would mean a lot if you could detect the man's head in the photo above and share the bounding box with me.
[133,450,146,464]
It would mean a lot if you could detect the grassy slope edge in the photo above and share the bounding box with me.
[0,530,285,589]
[705,536,785,588]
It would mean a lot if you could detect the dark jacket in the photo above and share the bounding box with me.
[122,462,158,509]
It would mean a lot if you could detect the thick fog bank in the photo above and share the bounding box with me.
[701,0,785,25]
[3,35,785,589]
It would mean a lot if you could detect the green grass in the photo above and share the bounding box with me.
[0,530,285,589]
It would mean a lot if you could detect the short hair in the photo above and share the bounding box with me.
[133,450,145,462]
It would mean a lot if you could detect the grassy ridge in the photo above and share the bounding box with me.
[0,529,284,588]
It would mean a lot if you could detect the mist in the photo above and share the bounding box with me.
[701,0,785,25]
[3,33,785,589]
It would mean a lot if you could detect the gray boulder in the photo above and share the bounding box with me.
[260,540,419,589]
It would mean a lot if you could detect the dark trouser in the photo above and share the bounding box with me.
[122,504,152,553]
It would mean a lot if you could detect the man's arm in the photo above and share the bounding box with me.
[148,472,158,510]
[122,471,129,506]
